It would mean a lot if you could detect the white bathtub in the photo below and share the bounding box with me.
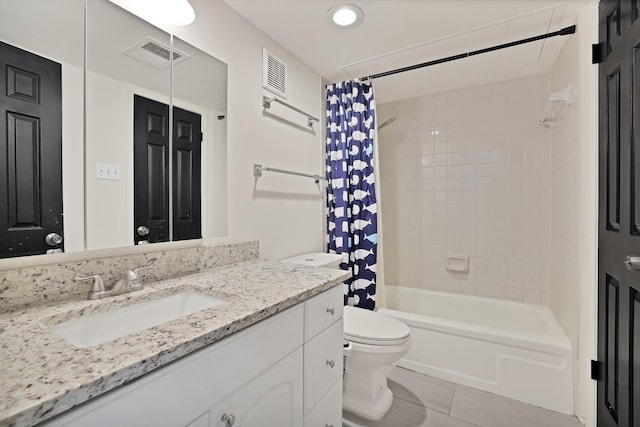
[378,285,574,415]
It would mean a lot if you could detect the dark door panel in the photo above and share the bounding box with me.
[133,95,169,244]
[172,106,201,241]
[632,286,640,425]
[0,41,63,257]
[597,0,640,426]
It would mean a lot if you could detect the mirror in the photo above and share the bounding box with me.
[172,37,228,241]
[86,0,228,250]
[85,0,172,249]
[0,0,85,257]
[0,0,228,259]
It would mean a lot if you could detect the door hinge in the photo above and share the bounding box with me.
[592,42,606,64]
[591,359,604,381]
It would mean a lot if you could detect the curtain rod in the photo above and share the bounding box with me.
[361,25,576,81]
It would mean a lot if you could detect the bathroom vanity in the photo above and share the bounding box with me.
[0,257,348,427]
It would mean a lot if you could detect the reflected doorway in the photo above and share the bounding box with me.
[0,41,63,258]
[133,94,201,244]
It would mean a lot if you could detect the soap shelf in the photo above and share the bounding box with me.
[446,254,470,272]
[539,85,574,128]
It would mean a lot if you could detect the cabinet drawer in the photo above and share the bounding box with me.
[304,285,343,342]
[304,379,342,427]
[304,319,343,414]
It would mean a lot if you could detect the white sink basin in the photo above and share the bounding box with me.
[51,291,225,348]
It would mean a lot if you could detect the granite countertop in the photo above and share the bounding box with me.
[0,260,349,427]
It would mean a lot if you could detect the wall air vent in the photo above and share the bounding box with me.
[263,48,287,98]
[123,36,190,70]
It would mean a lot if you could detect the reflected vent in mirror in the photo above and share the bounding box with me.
[123,36,190,70]
[262,48,287,98]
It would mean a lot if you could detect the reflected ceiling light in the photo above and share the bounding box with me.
[112,0,196,26]
[327,4,364,28]
[150,0,195,26]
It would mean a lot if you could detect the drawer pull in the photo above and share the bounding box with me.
[221,413,236,426]
[326,359,335,368]
[326,307,335,315]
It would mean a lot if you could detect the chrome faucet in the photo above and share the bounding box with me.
[75,265,154,300]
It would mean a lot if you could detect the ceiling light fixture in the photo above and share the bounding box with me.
[150,0,195,26]
[327,4,364,28]
[110,0,196,26]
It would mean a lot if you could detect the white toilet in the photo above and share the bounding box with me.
[282,253,412,421]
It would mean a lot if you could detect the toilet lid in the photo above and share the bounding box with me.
[343,306,410,345]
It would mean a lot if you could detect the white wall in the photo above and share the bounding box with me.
[575,5,598,424]
[101,0,326,260]
[548,4,598,426]
[61,64,86,253]
[158,0,325,260]
[378,75,552,303]
[85,72,131,249]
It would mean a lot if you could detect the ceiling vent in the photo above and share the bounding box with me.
[263,48,287,98]
[123,37,190,70]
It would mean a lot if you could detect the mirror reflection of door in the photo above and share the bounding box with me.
[172,106,202,242]
[0,41,64,258]
[133,95,201,245]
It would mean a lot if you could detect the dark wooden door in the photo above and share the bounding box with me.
[0,41,63,258]
[172,106,201,241]
[133,95,170,244]
[134,96,201,244]
[597,1,640,426]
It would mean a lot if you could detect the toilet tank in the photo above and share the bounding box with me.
[281,253,342,269]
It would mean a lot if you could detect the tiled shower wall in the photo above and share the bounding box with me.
[378,75,552,304]
[549,34,580,351]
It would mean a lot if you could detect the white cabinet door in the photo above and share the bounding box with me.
[210,348,304,427]
[304,320,343,414]
[304,379,342,427]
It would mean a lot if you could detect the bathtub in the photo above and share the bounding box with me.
[378,285,574,415]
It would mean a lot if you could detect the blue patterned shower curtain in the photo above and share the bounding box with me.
[326,80,377,310]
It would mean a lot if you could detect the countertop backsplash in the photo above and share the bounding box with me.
[0,240,259,312]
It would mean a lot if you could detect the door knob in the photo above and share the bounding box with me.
[45,232,63,246]
[624,255,640,271]
[221,413,236,426]
[137,225,150,236]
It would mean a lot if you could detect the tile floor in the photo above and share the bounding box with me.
[342,367,584,427]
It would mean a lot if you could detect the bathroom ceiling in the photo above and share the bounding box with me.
[220,0,587,103]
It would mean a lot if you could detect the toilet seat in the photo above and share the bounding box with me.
[343,306,410,346]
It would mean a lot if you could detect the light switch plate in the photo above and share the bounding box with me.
[96,163,121,180]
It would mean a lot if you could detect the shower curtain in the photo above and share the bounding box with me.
[325,80,377,310]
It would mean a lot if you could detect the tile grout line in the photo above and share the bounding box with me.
[448,383,457,416]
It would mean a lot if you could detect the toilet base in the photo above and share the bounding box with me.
[342,364,394,421]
